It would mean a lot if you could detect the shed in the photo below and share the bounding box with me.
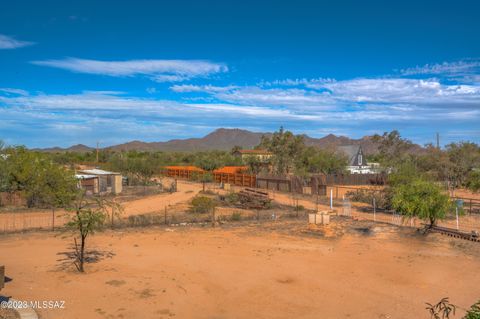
[78,169,123,194]
[75,174,99,195]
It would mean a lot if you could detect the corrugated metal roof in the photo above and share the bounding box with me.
[75,174,98,179]
[78,169,120,175]
[238,149,272,155]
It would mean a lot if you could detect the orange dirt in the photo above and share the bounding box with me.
[0,222,479,319]
[0,179,203,232]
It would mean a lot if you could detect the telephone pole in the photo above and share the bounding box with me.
[96,141,99,163]
[436,132,440,149]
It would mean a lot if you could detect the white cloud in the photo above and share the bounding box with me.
[31,58,228,82]
[214,87,335,109]
[258,77,334,87]
[170,77,480,110]
[3,57,480,146]
[400,59,480,76]
[0,88,29,96]
[170,84,239,93]
[0,34,34,49]
[319,78,480,106]
[146,87,157,94]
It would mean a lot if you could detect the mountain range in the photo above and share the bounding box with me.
[36,128,404,154]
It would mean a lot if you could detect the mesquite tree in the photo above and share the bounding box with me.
[67,194,122,272]
[391,178,453,229]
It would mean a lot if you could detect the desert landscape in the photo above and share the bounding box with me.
[1,218,479,319]
[2,2,480,318]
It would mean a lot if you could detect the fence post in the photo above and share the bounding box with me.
[330,189,333,210]
[211,207,216,228]
[164,206,167,225]
[373,197,376,222]
[456,207,459,230]
[52,208,55,231]
[111,208,114,229]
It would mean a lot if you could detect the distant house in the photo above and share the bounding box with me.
[76,169,123,194]
[338,145,377,174]
[233,149,273,162]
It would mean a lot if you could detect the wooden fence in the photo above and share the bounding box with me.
[311,174,387,186]
[452,197,480,215]
[164,168,256,188]
[257,174,387,195]
[164,167,385,194]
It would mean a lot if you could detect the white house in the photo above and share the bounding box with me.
[338,145,378,174]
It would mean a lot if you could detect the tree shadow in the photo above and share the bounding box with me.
[55,244,115,271]
[0,275,13,301]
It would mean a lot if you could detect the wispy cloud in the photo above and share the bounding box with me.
[3,58,480,146]
[2,87,479,145]
[170,78,480,109]
[31,58,228,82]
[0,88,29,96]
[318,78,480,106]
[214,87,335,109]
[399,59,480,77]
[170,84,239,93]
[0,34,34,49]
[257,78,334,87]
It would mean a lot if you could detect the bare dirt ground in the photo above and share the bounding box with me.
[1,219,479,319]
[0,180,203,232]
[121,180,202,217]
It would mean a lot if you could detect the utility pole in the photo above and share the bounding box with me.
[96,141,99,163]
[436,132,440,149]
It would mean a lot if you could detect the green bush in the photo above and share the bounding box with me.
[392,178,453,228]
[465,300,480,319]
[225,192,239,205]
[190,196,217,214]
[231,212,242,221]
[346,189,392,209]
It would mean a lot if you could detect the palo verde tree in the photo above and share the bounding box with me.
[191,171,213,192]
[259,127,305,175]
[391,177,453,229]
[296,146,347,176]
[128,157,159,192]
[244,155,266,175]
[446,142,480,189]
[66,193,123,272]
[42,163,78,229]
[372,130,415,169]
[0,140,10,197]
[466,170,480,193]
[1,146,78,208]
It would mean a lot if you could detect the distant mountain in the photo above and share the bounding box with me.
[107,128,267,152]
[35,128,421,154]
[36,144,93,153]
[303,134,380,154]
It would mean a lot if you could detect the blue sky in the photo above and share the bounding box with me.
[1,0,479,148]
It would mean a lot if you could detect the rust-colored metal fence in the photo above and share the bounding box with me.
[164,167,256,188]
